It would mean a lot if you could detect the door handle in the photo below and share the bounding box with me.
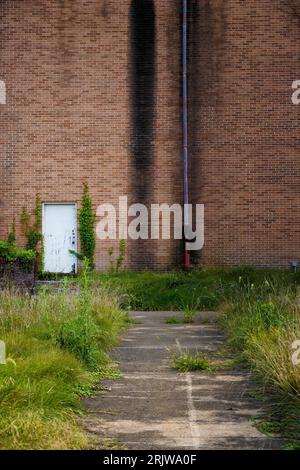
[71,230,76,246]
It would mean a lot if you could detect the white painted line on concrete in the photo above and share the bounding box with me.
[175,339,201,450]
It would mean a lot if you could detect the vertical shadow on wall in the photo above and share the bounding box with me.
[170,0,185,269]
[129,0,156,268]
[188,0,202,265]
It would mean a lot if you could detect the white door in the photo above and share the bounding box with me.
[43,204,77,274]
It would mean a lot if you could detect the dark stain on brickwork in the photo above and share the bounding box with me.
[57,1,76,86]
[101,0,108,18]
[100,0,112,18]
[0,0,9,15]
[130,0,156,202]
[129,0,156,268]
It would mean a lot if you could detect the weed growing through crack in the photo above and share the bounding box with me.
[164,316,182,324]
[171,352,212,372]
[180,293,201,324]
[183,307,197,324]
[97,363,122,380]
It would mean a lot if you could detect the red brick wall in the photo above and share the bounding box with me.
[189,0,300,267]
[0,0,300,270]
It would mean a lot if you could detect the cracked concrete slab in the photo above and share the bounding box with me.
[84,311,284,450]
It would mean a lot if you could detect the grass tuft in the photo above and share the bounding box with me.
[164,316,182,324]
[171,352,212,373]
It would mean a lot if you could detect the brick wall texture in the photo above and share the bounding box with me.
[0,0,300,270]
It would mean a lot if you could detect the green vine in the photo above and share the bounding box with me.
[116,239,126,273]
[108,240,126,274]
[20,197,43,272]
[7,220,16,246]
[78,183,95,270]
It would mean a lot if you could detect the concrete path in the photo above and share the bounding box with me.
[84,312,283,450]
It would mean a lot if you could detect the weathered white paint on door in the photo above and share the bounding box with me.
[43,204,77,273]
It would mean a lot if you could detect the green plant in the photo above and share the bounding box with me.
[0,240,36,269]
[116,240,126,273]
[251,417,281,437]
[96,271,222,311]
[107,240,127,274]
[251,416,280,437]
[0,273,127,449]
[107,246,115,273]
[164,316,182,324]
[250,302,290,330]
[20,197,43,272]
[7,221,16,246]
[183,307,197,324]
[180,294,201,323]
[219,273,300,442]
[97,364,122,380]
[20,198,43,252]
[282,442,300,450]
[54,313,101,370]
[171,352,212,372]
[20,207,30,231]
[79,183,95,269]
[51,262,99,369]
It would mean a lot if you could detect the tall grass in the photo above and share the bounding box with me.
[96,270,227,311]
[97,267,300,311]
[219,275,300,442]
[2,267,300,447]
[0,270,127,449]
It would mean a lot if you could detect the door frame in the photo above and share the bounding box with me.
[42,202,78,274]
